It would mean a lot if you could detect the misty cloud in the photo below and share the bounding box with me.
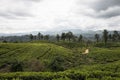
[92,0,120,11]
[86,6,120,18]
[0,0,119,33]
[97,6,120,18]
[89,0,120,18]
[0,0,39,19]
[0,10,33,19]
[14,0,41,3]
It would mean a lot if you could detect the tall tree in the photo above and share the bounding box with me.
[95,34,99,43]
[108,34,112,42]
[38,32,41,40]
[73,35,77,42]
[66,31,73,41]
[40,34,44,40]
[112,34,116,42]
[33,35,37,40]
[61,33,66,41]
[103,30,108,44]
[44,35,49,40]
[114,31,119,36]
[29,34,33,41]
[56,34,60,42]
[113,31,119,41]
[78,35,83,42]
[118,34,120,41]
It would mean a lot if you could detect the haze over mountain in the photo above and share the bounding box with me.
[0,29,117,38]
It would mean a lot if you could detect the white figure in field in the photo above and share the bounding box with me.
[82,49,89,54]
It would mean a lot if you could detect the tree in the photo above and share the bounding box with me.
[2,40,7,43]
[78,35,83,42]
[112,31,119,41]
[40,34,44,40]
[61,33,66,41]
[10,60,23,72]
[73,35,77,42]
[66,31,73,41]
[112,34,116,42]
[86,40,92,47]
[29,34,33,41]
[38,32,41,40]
[44,35,49,40]
[33,35,37,40]
[56,34,60,42]
[118,34,120,41]
[114,31,119,36]
[108,34,112,42]
[95,34,100,43]
[103,30,108,44]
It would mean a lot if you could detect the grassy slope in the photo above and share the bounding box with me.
[0,43,73,71]
[0,42,120,79]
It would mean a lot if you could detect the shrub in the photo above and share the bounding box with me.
[49,56,65,72]
[10,60,23,72]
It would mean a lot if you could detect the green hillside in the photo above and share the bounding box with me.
[0,43,74,72]
[0,42,120,80]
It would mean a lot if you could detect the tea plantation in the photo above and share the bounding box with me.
[0,42,120,80]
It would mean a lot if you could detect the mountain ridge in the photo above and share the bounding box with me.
[0,29,119,37]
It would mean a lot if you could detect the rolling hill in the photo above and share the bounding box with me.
[0,42,74,72]
[0,42,120,80]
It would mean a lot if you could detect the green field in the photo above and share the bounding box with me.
[0,42,120,80]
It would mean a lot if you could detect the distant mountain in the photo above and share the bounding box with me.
[0,29,119,37]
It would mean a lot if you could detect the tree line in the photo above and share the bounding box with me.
[29,30,120,44]
[95,30,120,45]
[29,31,83,43]
[0,30,120,44]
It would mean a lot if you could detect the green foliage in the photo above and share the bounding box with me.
[0,41,120,79]
[0,70,120,80]
[78,35,83,42]
[94,42,120,48]
[53,77,71,80]
[29,34,33,40]
[2,40,7,43]
[95,34,100,43]
[103,29,108,45]
[10,60,23,72]
[0,43,73,72]
[56,34,60,42]
[49,56,65,72]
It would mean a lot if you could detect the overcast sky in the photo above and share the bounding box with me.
[0,0,120,33]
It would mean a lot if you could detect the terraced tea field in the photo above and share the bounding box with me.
[0,42,120,80]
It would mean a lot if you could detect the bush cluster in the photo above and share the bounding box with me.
[0,70,120,80]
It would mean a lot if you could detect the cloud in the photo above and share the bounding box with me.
[0,10,33,19]
[92,0,120,11]
[0,0,40,19]
[88,0,120,18]
[14,0,41,3]
[84,6,120,18]
[97,6,120,18]
[0,0,120,33]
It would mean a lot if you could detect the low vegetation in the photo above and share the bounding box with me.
[0,30,120,80]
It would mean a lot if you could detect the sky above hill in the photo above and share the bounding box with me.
[0,0,120,33]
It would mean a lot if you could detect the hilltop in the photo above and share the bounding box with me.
[0,41,120,72]
[0,42,74,72]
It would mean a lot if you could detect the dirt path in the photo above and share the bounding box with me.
[82,49,89,54]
